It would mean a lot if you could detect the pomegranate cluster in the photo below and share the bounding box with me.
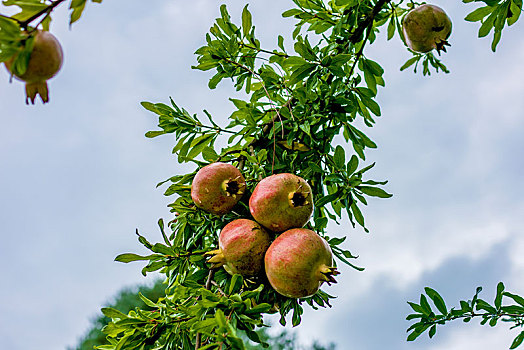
[191,162,339,298]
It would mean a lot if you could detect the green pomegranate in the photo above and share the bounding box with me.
[207,219,272,276]
[402,4,452,53]
[5,30,64,104]
[249,173,313,232]
[191,162,246,216]
[264,228,339,298]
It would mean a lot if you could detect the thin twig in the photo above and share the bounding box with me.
[195,269,216,349]
[349,0,391,43]
[239,42,289,58]
[19,0,67,29]
[211,281,227,297]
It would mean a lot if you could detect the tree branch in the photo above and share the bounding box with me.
[19,0,67,29]
[350,0,391,43]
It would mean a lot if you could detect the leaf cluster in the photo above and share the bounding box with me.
[463,0,522,51]
[407,283,524,349]
[106,2,402,348]
[103,0,523,349]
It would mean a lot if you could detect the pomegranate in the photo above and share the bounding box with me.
[249,173,313,232]
[402,4,452,53]
[5,30,64,104]
[207,219,272,276]
[191,162,246,216]
[264,228,339,298]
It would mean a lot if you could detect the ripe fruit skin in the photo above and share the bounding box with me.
[191,162,246,216]
[264,228,339,298]
[249,173,313,232]
[207,219,272,276]
[402,4,452,53]
[5,30,64,104]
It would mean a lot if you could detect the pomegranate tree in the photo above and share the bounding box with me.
[207,219,272,276]
[5,30,63,104]
[191,162,246,216]
[264,228,339,298]
[249,173,313,232]
[402,4,452,53]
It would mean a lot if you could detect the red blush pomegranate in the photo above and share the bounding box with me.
[264,228,339,298]
[207,219,272,276]
[191,162,246,216]
[249,173,313,232]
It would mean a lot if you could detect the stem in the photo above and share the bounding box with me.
[425,311,524,327]
[197,123,237,135]
[19,0,67,29]
[195,269,216,349]
[239,42,289,58]
[350,0,391,43]
[348,0,389,78]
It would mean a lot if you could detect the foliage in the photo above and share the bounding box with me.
[70,280,166,350]
[463,0,523,51]
[2,0,524,349]
[407,282,524,348]
[71,279,336,350]
[101,1,524,349]
[0,0,101,76]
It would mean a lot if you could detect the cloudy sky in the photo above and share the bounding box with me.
[1,1,523,349]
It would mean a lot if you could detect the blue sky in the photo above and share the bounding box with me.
[1,1,523,349]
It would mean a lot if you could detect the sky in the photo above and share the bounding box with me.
[0,1,523,349]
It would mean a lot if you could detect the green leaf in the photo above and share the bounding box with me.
[138,292,158,308]
[346,155,358,174]
[315,192,339,207]
[511,331,524,349]
[358,186,392,198]
[428,324,437,338]
[215,309,227,329]
[465,6,494,22]
[186,133,214,160]
[387,17,395,40]
[114,253,158,263]
[479,10,497,37]
[282,9,302,18]
[494,281,505,309]
[241,5,252,37]
[334,145,345,169]
[476,299,496,313]
[101,307,128,319]
[151,243,173,255]
[0,16,21,37]
[70,0,87,25]
[503,292,524,307]
[408,302,424,314]
[424,287,447,315]
[407,324,429,341]
[400,56,420,71]
[350,202,367,232]
[419,294,432,315]
[229,274,243,295]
